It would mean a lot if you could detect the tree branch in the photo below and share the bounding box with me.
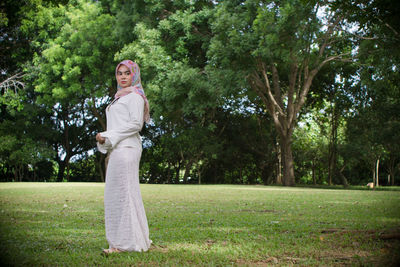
[249,73,284,135]
[0,72,25,93]
[270,64,284,109]
[91,97,106,130]
[259,64,286,118]
[287,60,298,129]
[319,16,343,57]
[318,52,352,70]
[376,17,400,37]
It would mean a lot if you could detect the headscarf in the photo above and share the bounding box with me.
[115,60,150,123]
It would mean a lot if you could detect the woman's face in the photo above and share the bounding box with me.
[116,65,133,88]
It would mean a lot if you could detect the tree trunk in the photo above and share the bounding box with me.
[338,165,348,188]
[372,164,376,186]
[388,156,396,186]
[14,167,18,182]
[328,146,333,186]
[261,163,271,185]
[183,160,193,184]
[328,111,337,185]
[18,165,23,182]
[375,158,379,187]
[198,169,201,185]
[175,161,181,184]
[276,142,282,185]
[312,158,316,185]
[166,162,171,184]
[280,135,295,186]
[65,161,71,182]
[97,153,105,182]
[57,160,68,182]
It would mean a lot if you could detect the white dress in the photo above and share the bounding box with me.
[97,92,151,252]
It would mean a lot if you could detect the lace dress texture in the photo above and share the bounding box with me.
[97,92,151,251]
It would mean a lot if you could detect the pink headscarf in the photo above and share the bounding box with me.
[115,60,150,123]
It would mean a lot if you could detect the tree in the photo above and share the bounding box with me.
[207,0,352,185]
[0,0,70,181]
[28,0,119,181]
[0,87,55,181]
[114,1,222,184]
[336,0,400,186]
[1,0,69,106]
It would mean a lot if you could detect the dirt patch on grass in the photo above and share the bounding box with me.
[235,257,278,266]
[320,227,400,239]
[318,247,400,267]
[318,228,400,266]
[318,249,371,264]
[238,209,277,213]
[234,228,400,266]
[235,256,309,266]
[149,244,169,253]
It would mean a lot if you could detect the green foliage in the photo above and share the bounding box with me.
[293,113,329,184]
[1,0,399,186]
[333,0,400,185]
[32,0,117,104]
[0,105,55,181]
[68,155,100,182]
[0,90,24,112]
[114,6,231,184]
[208,0,327,70]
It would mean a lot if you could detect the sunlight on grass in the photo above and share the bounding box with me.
[0,183,399,266]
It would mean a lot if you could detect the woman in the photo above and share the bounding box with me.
[96,60,151,254]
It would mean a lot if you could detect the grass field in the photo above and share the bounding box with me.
[0,183,399,266]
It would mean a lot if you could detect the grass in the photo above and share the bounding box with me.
[294,184,400,191]
[0,183,399,266]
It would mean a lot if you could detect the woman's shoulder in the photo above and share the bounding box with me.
[120,91,144,104]
[121,92,143,101]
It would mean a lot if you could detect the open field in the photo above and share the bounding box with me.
[0,183,399,266]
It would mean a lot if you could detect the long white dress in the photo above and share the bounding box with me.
[97,92,151,252]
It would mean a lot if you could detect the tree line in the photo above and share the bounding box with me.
[1,0,399,186]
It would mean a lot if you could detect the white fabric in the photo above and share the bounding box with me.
[97,92,151,252]
[97,138,111,154]
[98,92,144,150]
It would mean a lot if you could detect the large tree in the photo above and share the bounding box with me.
[0,0,68,181]
[28,0,118,181]
[207,0,352,185]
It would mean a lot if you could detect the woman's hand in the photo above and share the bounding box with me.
[96,133,106,144]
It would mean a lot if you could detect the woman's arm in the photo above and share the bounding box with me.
[99,93,144,148]
[97,138,112,154]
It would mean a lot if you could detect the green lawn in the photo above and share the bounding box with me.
[0,183,399,266]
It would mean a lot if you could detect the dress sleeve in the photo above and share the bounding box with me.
[97,138,112,154]
[100,93,144,148]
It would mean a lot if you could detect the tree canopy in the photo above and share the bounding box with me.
[1,0,399,186]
